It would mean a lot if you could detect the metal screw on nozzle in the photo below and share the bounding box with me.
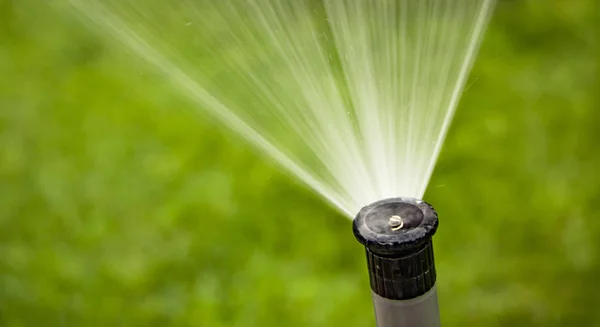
[389,215,404,230]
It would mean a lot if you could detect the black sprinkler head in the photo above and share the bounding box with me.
[353,197,439,300]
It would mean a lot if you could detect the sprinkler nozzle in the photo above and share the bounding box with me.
[353,197,440,327]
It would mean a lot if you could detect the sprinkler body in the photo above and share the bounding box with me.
[353,197,440,327]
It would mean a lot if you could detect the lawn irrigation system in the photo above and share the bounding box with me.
[61,0,495,325]
[353,197,440,327]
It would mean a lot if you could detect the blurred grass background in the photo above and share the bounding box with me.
[1,0,599,326]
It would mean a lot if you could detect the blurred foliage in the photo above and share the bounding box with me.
[1,0,599,326]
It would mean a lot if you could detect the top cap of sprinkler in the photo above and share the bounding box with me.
[353,197,438,256]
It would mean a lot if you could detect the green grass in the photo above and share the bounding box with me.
[1,0,600,326]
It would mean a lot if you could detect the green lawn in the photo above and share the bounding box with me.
[1,0,600,326]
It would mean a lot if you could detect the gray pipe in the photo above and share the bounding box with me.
[353,197,441,327]
[371,285,440,327]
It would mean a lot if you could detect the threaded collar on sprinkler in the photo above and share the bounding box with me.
[353,197,439,300]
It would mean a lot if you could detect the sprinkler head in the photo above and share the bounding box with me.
[353,197,439,300]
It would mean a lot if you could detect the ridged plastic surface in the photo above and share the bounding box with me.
[366,240,436,300]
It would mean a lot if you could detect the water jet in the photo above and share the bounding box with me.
[60,0,495,218]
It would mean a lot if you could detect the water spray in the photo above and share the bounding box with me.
[353,197,439,327]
